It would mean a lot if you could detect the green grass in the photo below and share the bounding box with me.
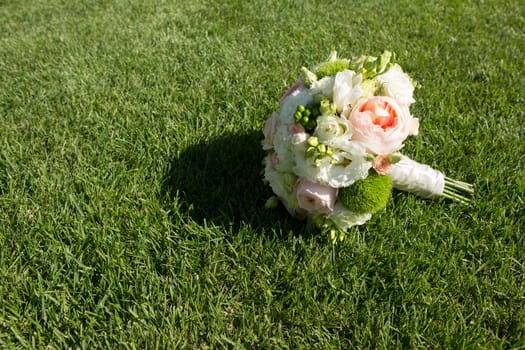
[1,0,524,348]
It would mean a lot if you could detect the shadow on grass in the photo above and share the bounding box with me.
[162,131,304,233]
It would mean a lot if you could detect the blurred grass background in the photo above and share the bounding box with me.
[1,0,524,348]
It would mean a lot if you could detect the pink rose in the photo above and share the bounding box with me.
[344,96,419,155]
[295,179,337,214]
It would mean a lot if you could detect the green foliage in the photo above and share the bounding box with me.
[0,0,524,348]
[350,50,397,79]
[314,59,350,79]
[339,172,393,214]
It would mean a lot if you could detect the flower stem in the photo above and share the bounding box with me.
[443,177,474,204]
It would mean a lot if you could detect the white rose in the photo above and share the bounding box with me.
[314,115,353,146]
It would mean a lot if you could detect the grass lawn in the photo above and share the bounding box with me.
[1,0,524,348]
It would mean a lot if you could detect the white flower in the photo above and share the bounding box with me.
[375,64,416,106]
[264,158,298,207]
[327,202,372,231]
[291,136,332,185]
[310,75,335,98]
[290,131,309,145]
[279,88,312,125]
[291,134,371,188]
[272,124,297,173]
[332,70,364,112]
[262,112,279,150]
[324,145,371,188]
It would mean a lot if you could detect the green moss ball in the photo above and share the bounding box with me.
[339,173,392,214]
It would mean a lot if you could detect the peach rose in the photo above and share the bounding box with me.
[344,96,419,155]
[295,178,337,214]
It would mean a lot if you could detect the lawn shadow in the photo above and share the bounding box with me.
[163,131,305,233]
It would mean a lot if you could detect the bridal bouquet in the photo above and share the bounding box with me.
[262,51,473,242]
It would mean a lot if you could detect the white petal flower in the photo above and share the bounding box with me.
[324,146,371,188]
[310,76,335,98]
[279,88,313,125]
[264,156,298,208]
[326,202,372,231]
[332,70,364,112]
[290,134,328,184]
[262,112,279,150]
[375,64,416,106]
[291,135,371,188]
[272,124,298,173]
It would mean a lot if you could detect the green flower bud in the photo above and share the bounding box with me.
[376,50,392,74]
[306,146,317,158]
[307,136,319,147]
[300,67,317,86]
[282,173,297,192]
[326,50,338,62]
[319,99,336,116]
[265,196,279,209]
[330,229,337,244]
[387,154,403,164]
[364,154,375,162]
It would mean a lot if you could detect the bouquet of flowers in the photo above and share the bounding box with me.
[262,51,473,242]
